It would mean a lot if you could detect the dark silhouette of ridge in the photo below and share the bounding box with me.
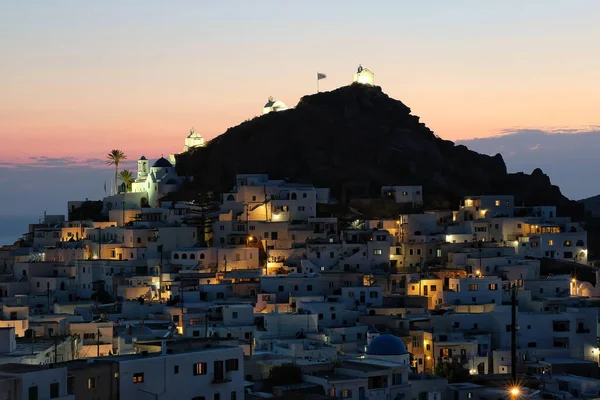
[176,84,583,218]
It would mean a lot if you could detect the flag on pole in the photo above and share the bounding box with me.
[317,73,327,80]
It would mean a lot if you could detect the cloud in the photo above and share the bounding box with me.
[458,128,600,200]
[28,156,78,167]
[8,156,140,169]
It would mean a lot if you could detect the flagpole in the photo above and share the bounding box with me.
[317,74,319,93]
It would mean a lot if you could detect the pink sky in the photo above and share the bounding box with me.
[1,1,599,163]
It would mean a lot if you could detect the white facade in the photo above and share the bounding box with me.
[117,346,244,400]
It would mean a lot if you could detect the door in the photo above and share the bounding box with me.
[423,285,428,296]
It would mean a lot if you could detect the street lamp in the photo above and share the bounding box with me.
[510,387,520,399]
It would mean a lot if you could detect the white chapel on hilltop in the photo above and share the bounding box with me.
[183,127,205,152]
[353,64,375,85]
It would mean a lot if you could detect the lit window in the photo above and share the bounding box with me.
[193,362,207,376]
[88,378,96,389]
[548,240,554,246]
[495,200,500,206]
[133,373,144,384]
[468,284,479,291]
[373,249,382,255]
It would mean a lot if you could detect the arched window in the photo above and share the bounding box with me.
[182,254,188,260]
[190,254,196,260]
[226,194,235,201]
[174,254,179,259]
[576,240,585,247]
[200,253,205,260]
[564,240,572,247]
[291,193,297,200]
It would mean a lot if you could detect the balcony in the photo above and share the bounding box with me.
[212,373,232,384]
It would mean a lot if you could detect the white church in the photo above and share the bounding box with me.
[130,128,206,207]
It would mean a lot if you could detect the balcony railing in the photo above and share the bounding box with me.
[212,373,232,384]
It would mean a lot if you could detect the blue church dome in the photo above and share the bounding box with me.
[366,334,408,356]
[152,157,173,168]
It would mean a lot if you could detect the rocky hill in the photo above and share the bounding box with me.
[580,195,600,217]
[176,84,583,218]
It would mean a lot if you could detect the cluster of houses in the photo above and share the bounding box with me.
[1,143,599,399]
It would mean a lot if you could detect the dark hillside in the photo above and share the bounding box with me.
[176,84,582,218]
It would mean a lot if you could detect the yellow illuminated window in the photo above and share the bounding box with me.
[133,373,144,384]
[495,200,500,206]
[548,240,554,246]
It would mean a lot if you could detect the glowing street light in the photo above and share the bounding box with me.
[510,387,520,398]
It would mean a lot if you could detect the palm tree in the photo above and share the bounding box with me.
[119,169,134,193]
[105,150,127,194]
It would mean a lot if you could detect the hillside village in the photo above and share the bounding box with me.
[1,70,599,400]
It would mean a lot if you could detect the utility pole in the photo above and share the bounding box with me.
[180,278,184,335]
[431,326,435,373]
[158,245,163,302]
[54,335,58,364]
[511,283,518,385]
[47,282,51,314]
[97,328,101,357]
[205,311,209,338]
[97,227,102,260]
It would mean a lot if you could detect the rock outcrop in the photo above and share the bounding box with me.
[176,84,582,217]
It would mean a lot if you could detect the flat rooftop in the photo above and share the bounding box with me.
[0,363,52,374]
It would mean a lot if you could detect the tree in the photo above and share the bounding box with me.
[119,169,134,192]
[264,363,303,391]
[434,362,470,383]
[106,150,127,194]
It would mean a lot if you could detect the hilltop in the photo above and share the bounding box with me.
[176,84,582,218]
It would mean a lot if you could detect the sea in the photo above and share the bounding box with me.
[0,215,38,246]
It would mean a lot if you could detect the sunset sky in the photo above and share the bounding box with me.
[2,0,599,165]
[1,1,600,222]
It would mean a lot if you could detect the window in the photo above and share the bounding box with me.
[528,342,536,348]
[307,285,313,291]
[430,285,437,292]
[373,249,382,255]
[215,395,220,400]
[214,360,225,381]
[342,390,352,398]
[87,378,96,389]
[468,284,478,291]
[271,232,278,240]
[190,254,196,260]
[330,252,335,258]
[417,249,422,256]
[50,382,59,399]
[133,373,144,383]
[252,195,257,201]
[331,313,337,320]
[28,386,38,400]
[192,397,206,400]
[174,365,179,374]
[226,358,239,372]
[548,240,554,246]
[495,200,500,206]
[231,392,237,400]
[409,249,414,256]
[318,313,323,320]
[193,362,207,375]
[278,286,284,292]
[83,333,96,340]
[232,312,238,319]
[298,206,305,211]
[489,283,498,290]
[369,291,379,298]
